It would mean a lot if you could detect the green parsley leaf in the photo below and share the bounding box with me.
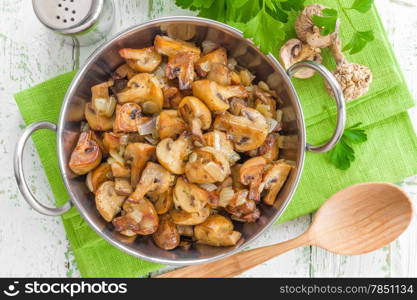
[351,0,374,13]
[343,30,374,54]
[328,123,368,170]
[280,0,306,12]
[312,8,339,36]
[242,9,285,54]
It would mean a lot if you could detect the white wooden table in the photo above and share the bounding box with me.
[0,0,416,278]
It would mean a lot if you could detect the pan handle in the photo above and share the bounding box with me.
[287,61,346,153]
[14,121,72,216]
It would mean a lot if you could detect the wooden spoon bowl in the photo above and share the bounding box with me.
[158,182,413,278]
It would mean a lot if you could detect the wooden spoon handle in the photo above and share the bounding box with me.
[156,233,310,278]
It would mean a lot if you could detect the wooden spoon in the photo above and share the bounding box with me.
[157,182,413,278]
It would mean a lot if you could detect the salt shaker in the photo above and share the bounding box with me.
[32,0,115,46]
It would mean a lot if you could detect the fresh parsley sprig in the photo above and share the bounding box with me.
[312,0,375,54]
[175,0,306,55]
[328,122,367,170]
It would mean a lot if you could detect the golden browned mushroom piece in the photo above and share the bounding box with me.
[95,181,126,222]
[213,106,268,152]
[84,102,114,131]
[166,51,200,90]
[162,86,183,109]
[254,85,278,119]
[157,110,187,140]
[69,130,102,175]
[124,143,156,187]
[113,103,143,133]
[91,81,116,117]
[231,164,245,190]
[194,215,241,247]
[185,147,231,184]
[114,178,133,196]
[279,39,322,79]
[295,4,339,49]
[173,177,209,213]
[113,63,137,80]
[152,214,180,250]
[156,133,193,175]
[154,35,201,57]
[169,206,210,226]
[246,133,280,162]
[128,162,171,203]
[86,162,113,192]
[203,130,240,165]
[240,156,267,202]
[327,36,373,101]
[119,47,162,73]
[176,224,194,237]
[192,79,248,113]
[110,161,130,178]
[103,132,123,153]
[117,73,163,114]
[261,161,293,206]
[113,198,159,235]
[195,47,228,77]
[178,96,212,142]
[148,187,174,215]
[207,63,232,86]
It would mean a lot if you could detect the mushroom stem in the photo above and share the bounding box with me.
[329,34,348,66]
[191,118,204,143]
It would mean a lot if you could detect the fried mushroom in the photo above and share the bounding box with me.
[157,110,187,140]
[194,215,241,247]
[118,47,162,73]
[178,96,212,142]
[261,161,293,205]
[173,177,209,213]
[69,130,102,175]
[124,143,156,187]
[156,133,193,174]
[240,156,267,201]
[152,214,180,250]
[95,181,126,222]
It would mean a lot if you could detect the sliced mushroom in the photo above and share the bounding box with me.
[261,161,293,205]
[295,4,339,49]
[173,177,209,213]
[207,63,232,86]
[156,133,193,174]
[69,130,102,175]
[246,133,280,162]
[185,147,231,184]
[213,106,268,152]
[240,156,267,201]
[203,130,240,165]
[114,178,133,196]
[86,162,113,192]
[113,198,159,235]
[157,110,187,140]
[148,187,174,215]
[110,161,131,178]
[113,63,137,80]
[166,51,200,90]
[152,214,180,250]
[254,86,278,119]
[119,47,162,73]
[192,80,248,113]
[162,86,183,109]
[169,206,210,225]
[84,102,114,131]
[176,225,194,237]
[280,39,322,79]
[128,162,171,202]
[124,143,156,187]
[117,73,163,114]
[178,96,211,142]
[225,190,260,223]
[95,181,126,222]
[194,215,241,247]
[195,47,228,77]
[154,35,201,57]
[91,81,116,117]
[231,164,245,190]
[103,132,123,153]
[113,103,143,133]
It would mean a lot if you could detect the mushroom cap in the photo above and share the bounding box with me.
[169,206,210,226]
[178,96,212,130]
[113,103,142,133]
[295,4,339,49]
[326,62,373,101]
[152,214,180,250]
[85,102,114,131]
[154,34,201,57]
[194,214,241,246]
[261,161,293,206]
[156,133,193,174]
[69,131,102,175]
[213,107,268,152]
[195,47,228,77]
[89,162,113,192]
[166,51,199,90]
[124,143,156,187]
[239,156,267,201]
[173,177,209,213]
[279,38,323,79]
[95,181,126,222]
[157,110,187,140]
[118,47,162,73]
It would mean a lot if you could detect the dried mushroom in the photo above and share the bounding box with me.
[119,47,162,73]
[178,96,212,142]
[156,133,193,174]
[152,214,180,250]
[69,131,102,175]
[213,106,268,152]
[194,215,241,247]
[185,147,231,184]
[95,181,126,222]
[113,198,159,235]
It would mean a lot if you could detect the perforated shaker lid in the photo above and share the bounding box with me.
[32,0,103,34]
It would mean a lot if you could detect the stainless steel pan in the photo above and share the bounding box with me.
[14,17,345,265]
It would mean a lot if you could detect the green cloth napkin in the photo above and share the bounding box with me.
[14,2,417,277]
